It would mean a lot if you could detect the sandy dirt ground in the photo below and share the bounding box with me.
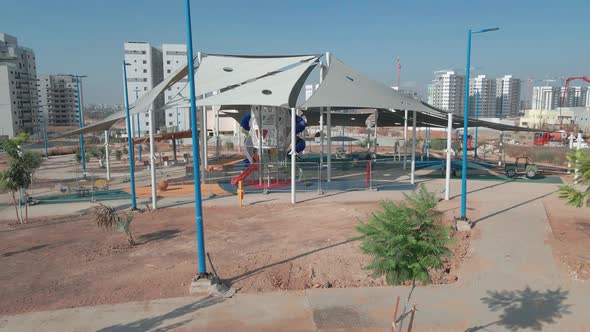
[543,194,590,281]
[0,199,469,316]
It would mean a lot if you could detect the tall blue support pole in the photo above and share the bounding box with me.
[185,0,207,275]
[460,29,472,220]
[135,89,142,161]
[123,61,137,210]
[474,90,480,158]
[76,77,86,178]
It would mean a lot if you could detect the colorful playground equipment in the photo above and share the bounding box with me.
[231,106,306,186]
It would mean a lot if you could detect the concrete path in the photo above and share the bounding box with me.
[1,179,589,331]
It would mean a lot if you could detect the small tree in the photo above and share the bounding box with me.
[115,149,123,161]
[0,135,43,223]
[224,140,234,151]
[559,149,590,207]
[92,203,135,245]
[356,186,451,326]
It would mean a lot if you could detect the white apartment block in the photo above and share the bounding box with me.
[560,86,588,108]
[428,70,465,114]
[305,84,319,100]
[162,44,191,132]
[37,74,79,127]
[531,86,589,110]
[531,86,560,110]
[124,42,164,135]
[468,75,497,118]
[0,33,39,138]
[495,75,521,117]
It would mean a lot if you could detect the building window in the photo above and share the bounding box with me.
[166,60,170,64]
[168,113,172,117]
[146,122,149,126]
[144,87,147,91]
[143,69,147,73]
[167,69,171,74]
[142,60,147,64]
[169,122,173,125]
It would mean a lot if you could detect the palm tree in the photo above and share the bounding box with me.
[92,204,135,245]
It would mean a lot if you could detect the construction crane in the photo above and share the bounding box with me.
[561,76,590,107]
[396,57,401,89]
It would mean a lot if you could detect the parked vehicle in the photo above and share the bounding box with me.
[505,157,541,178]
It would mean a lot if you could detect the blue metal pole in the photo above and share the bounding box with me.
[42,106,48,158]
[123,61,137,210]
[135,90,142,161]
[460,30,472,220]
[185,0,207,275]
[474,90,479,158]
[76,77,86,178]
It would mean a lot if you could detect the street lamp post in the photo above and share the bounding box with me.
[73,75,88,178]
[134,88,142,161]
[185,0,208,278]
[474,90,480,158]
[122,62,137,210]
[460,27,499,221]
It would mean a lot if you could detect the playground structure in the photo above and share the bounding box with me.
[230,106,307,187]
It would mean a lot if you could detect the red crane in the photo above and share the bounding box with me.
[561,76,590,107]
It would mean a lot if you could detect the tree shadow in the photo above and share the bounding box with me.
[226,238,357,285]
[139,229,181,245]
[576,222,590,236]
[2,244,51,257]
[97,296,224,332]
[465,286,571,331]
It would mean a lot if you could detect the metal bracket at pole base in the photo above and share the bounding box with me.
[454,217,474,232]
[189,273,236,298]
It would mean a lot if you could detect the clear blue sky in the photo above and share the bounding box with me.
[3,0,589,104]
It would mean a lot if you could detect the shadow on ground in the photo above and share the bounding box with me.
[465,286,571,331]
[473,190,557,225]
[139,229,181,245]
[2,244,51,257]
[226,238,357,285]
[97,296,224,332]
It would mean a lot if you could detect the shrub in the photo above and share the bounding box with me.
[224,140,234,151]
[115,149,123,161]
[559,149,590,208]
[356,186,451,325]
[92,203,135,245]
[429,139,446,150]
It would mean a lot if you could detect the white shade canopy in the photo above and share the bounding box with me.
[300,56,427,112]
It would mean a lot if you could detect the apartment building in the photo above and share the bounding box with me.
[468,75,497,118]
[495,75,521,117]
[37,74,79,127]
[123,42,164,135]
[0,32,39,138]
[428,70,465,114]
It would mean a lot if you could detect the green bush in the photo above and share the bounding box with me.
[429,139,446,150]
[356,186,451,286]
[115,149,123,161]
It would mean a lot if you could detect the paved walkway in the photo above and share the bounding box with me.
[1,179,589,331]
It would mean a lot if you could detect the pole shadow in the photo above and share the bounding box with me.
[97,296,224,332]
[473,190,556,226]
[465,286,571,331]
[225,238,357,285]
